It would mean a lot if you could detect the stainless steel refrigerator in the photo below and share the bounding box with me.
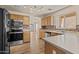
[0,8,10,54]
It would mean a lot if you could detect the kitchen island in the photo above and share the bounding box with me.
[43,31,79,54]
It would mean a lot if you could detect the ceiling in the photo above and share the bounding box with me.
[0,5,69,17]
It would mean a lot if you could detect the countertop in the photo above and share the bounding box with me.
[40,28,78,32]
[40,29,63,33]
[43,31,79,54]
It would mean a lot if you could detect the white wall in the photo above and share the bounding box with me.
[51,6,79,29]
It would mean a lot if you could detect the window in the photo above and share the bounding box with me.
[60,16,65,29]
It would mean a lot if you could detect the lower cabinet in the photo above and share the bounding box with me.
[39,31,45,39]
[45,42,66,54]
[10,43,30,54]
[23,31,30,43]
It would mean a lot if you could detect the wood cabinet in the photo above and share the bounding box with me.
[45,42,66,54]
[10,43,30,54]
[23,31,30,43]
[10,14,23,20]
[23,16,30,25]
[23,16,30,43]
[41,16,53,26]
[47,16,51,25]
[39,31,45,39]
[41,18,46,26]
[45,42,53,54]
[10,14,30,43]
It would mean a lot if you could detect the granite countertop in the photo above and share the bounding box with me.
[40,29,63,33]
[43,31,79,54]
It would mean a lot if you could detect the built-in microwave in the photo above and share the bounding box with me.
[11,20,23,30]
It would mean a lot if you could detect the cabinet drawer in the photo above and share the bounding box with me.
[10,43,30,54]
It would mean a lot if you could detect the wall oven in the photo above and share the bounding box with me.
[9,19,23,43]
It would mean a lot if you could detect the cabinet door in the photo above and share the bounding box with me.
[10,14,23,20]
[39,31,45,39]
[41,16,52,26]
[23,16,29,25]
[23,31,30,43]
[16,15,23,20]
[47,16,51,25]
[45,17,48,26]
[10,14,16,20]
[10,43,30,54]
[45,42,53,54]
[45,42,66,54]
[41,17,47,26]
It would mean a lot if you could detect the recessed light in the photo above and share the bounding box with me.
[23,6,26,8]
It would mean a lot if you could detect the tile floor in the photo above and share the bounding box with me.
[24,39,45,54]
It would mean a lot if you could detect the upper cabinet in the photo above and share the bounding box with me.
[41,16,54,26]
[10,14,30,25]
[10,14,23,20]
[41,17,47,26]
[23,16,30,25]
[47,16,52,25]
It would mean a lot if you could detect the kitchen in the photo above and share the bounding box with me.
[0,5,79,54]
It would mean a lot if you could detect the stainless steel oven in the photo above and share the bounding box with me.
[11,20,23,30]
[9,19,23,44]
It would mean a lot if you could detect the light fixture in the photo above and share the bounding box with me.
[23,6,26,8]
